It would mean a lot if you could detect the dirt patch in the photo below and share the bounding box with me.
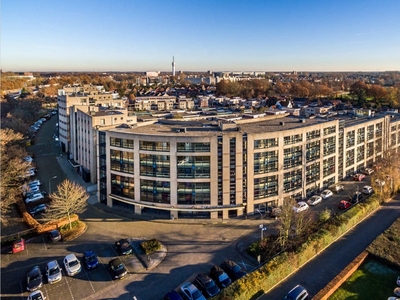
[1,204,30,238]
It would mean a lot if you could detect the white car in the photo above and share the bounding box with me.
[180,282,206,300]
[63,254,81,276]
[307,195,322,206]
[27,290,46,300]
[320,189,333,200]
[362,185,373,195]
[28,180,42,187]
[25,193,44,203]
[363,168,374,175]
[24,156,33,163]
[375,179,385,186]
[46,260,62,284]
[23,185,40,196]
[293,201,309,213]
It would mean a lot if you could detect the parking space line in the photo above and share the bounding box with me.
[42,236,48,250]
[64,276,75,300]
[83,270,96,293]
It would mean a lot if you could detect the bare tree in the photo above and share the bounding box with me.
[275,197,296,249]
[45,179,89,229]
[0,129,30,225]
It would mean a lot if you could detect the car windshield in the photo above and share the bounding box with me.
[204,280,215,289]
[49,266,59,275]
[192,289,202,298]
[219,273,229,281]
[32,294,44,300]
[86,254,96,262]
[28,273,40,282]
[232,265,241,272]
[68,260,79,267]
[112,263,124,271]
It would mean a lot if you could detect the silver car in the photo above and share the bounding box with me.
[46,260,62,284]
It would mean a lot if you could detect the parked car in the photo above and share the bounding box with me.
[115,238,133,255]
[333,184,344,193]
[25,193,44,203]
[338,200,352,210]
[363,168,374,175]
[283,284,309,300]
[349,191,363,204]
[46,260,62,284]
[362,185,374,195]
[307,195,322,206]
[194,273,220,297]
[397,275,400,286]
[51,110,57,115]
[180,282,206,300]
[320,189,333,199]
[27,290,46,300]
[24,185,41,195]
[24,156,33,163]
[209,265,231,288]
[63,254,81,276]
[108,258,128,279]
[269,207,282,219]
[26,266,43,291]
[29,204,47,216]
[353,173,366,181]
[83,250,99,269]
[164,290,184,300]
[219,260,247,281]
[28,180,42,187]
[293,201,309,213]
[49,230,62,242]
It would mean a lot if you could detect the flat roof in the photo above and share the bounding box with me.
[106,113,389,137]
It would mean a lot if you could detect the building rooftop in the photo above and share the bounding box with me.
[106,113,392,137]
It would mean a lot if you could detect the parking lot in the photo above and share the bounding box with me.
[1,236,145,300]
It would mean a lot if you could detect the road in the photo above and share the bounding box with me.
[260,195,400,299]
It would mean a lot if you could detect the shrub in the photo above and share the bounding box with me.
[141,239,161,255]
[318,208,331,223]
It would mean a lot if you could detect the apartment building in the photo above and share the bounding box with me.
[97,112,400,220]
[72,106,137,183]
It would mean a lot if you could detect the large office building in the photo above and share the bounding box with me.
[97,111,400,219]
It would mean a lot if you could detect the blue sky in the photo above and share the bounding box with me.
[2,0,400,72]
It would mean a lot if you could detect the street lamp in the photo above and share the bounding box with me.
[49,176,57,194]
[256,209,264,241]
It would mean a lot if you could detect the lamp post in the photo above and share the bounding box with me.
[256,209,264,241]
[49,176,57,194]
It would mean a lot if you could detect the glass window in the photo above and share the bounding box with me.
[254,175,278,199]
[283,146,302,169]
[110,150,134,173]
[283,169,302,193]
[111,174,135,199]
[140,141,170,151]
[254,151,278,174]
[177,182,210,205]
[177,142,210,152]
[177,156,210,178]
[254,138,278,149]
[140,180,170,204]
[140,154,170,178]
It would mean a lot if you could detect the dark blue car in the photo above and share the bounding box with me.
[163,290,183,300]
[83,250,99,269]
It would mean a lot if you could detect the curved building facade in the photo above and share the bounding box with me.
[97,113,400,219]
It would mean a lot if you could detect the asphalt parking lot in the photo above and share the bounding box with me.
[1,235,147,300]
[1,112,378,300]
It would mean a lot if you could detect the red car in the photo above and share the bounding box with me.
[338,200,352,210]
[353,173,366,181]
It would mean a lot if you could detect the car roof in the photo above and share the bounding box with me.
[65,254,77,261]
[110,257,123,266]
[196,272,211,282]
[322,189,331,193]
[47,260,58,268]
[297,201,307,205]
[84,250,95,256]
[27,266,40,275]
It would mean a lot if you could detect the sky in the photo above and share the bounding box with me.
[1,0,400,72]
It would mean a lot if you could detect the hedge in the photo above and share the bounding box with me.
[212,195,381,300]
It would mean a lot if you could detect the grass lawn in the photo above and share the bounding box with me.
[329,257,399,300]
